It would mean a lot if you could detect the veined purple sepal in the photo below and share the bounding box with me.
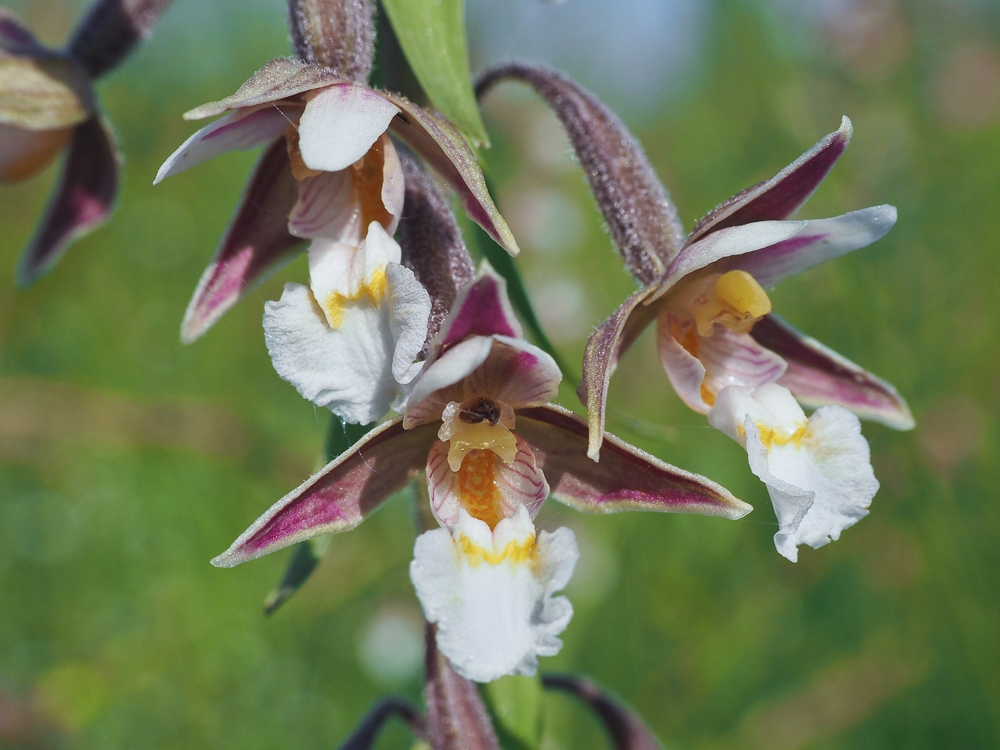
[425,624,501,750]
[687,116,853,244]
[385,93,519,257]
[435,263,522,349]
[751,314,915,430]
[183,59,344,120]
[16,115,117,287]
[578,285,659,460]
[211,418,438,567]
[517,404,751,519]
[180,138,303,343]
[542,675,662,750]
[397,150,475,349]
[476,63,684,284]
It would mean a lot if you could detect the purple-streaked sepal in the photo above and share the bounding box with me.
[180,138,303,343]
[435,264,521,348]
[578,285,659,460]
[751,314,914,430]
[397,150,475,349]
[687,117,853,244]
[424,624,501,750]
[517,404,751,519]
[16,115,117,287]
[211,418,438,567]
[385,93,519,257]
[476,63,683,283]
[336,698,426,750]
[542,675,662,750]
[183,58,343,120]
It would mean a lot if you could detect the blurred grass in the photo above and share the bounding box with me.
[2,0,1000,748]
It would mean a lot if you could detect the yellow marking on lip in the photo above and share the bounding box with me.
[457,533,536,567]
[456,450,503,528]
[738,421,808,449]
[322,264,389,329]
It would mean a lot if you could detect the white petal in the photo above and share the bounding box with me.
[387,262,431,385]
[709,384,878,562]
[652,220,806,301]
[425,437,549,528]
[154,105,297,184]
[307,222,403,324]
[727,206,898,288]
[263,283,394,422]
[298,84,399,172]
[382,136,405,227]
[410,507,578,683]
[657,315,710,413]
[288,170,360,242]
[403,336,495,426]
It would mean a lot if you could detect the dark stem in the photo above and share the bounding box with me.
[66,0,173,79]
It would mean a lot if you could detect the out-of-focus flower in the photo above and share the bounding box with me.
[155,58,518,343]
[2,0,172,286]
[477,64,913,562]
[211,266,749,682]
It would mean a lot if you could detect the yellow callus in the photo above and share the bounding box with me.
[689,270,772,336]
[321,264,388,329]
[446,419,517,472]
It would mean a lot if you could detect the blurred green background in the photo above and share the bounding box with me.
[2,0,999,747]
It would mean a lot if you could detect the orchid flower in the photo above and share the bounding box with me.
[477,64,913,563]
[1,0,171,285]
[154,58,518,344]
[211,266,750,682]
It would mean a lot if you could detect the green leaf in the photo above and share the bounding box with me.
[380,0,488,147]
[263,415,375,615]
[484,674,543,750]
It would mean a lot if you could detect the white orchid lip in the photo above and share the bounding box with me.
[709,383,878,563]
[410,506,579,683]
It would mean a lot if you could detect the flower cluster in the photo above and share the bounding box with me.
[0,0,918,745]
[158,58,909,683]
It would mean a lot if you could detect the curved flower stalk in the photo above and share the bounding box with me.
[155,57,518,344]
[1,0,171,285]
[211,266,750,682]
[478,64,913,562]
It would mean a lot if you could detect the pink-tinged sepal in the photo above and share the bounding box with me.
[578,285,659,460]
[211,418,438,567]
[153,105,298,184]
[180,139,303,343]
[723,206,897,289]
[516,404,752,519]
[687,116,853,244]
[16,115,117,287]
[751,314,915,430]
[435,263,522,347]
[542,675,663,750]
[385,93,519,257]
[183,58,343,120]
